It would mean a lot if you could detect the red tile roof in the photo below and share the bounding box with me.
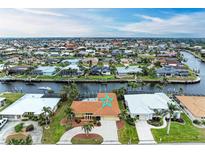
[71,93,120,116]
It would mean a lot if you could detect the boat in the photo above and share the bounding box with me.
[38,87,52,91]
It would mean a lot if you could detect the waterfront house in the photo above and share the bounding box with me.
[116,66,142,76]
[33,66,56,76]
[0,94,61,120]
[8,66,32,75]
[176,96,205,120]
[156,66,189,77]
[71,93,120,121]
[124,93,170,120]
[90,66,111,76]
[60,64,83,76]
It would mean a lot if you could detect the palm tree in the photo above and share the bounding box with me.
[65,107,75,124]
[155,83,164,92]
[179,87,184,95]
[119,109,129,121]
[167,103,178,135]
[42,106,52,129]
[3,61,10,76]
[82,123,94,136]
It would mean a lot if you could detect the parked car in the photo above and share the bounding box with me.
[0,118,8,130]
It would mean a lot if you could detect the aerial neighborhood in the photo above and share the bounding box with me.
[0,38,205,145]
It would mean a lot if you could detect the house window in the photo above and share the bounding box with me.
[84,113,93,120]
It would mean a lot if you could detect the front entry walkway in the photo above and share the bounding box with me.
[135,121,156,144]
[58,120,120,144]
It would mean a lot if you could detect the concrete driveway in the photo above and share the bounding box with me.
[135,121,156,144]
[58,120,120,144]
[135,117,167,144]
[0,121,42,144]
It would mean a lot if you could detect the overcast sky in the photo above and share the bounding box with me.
[0,8,205,38]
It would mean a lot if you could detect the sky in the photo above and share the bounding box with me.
[0,8,205,38]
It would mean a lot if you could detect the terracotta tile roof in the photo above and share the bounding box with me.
[176,96,205,118]
[71,93,120,116]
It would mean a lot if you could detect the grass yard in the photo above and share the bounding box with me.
[118,122,139,144]
[151,113,205,143]
[0,92,24,112]
[117,100,139,144]
[79,75,115,80]
[42,100,72,144]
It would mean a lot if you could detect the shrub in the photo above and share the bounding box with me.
[25,124,34,132]
[202,120,205,125]
[176,118,184,123]
[75,118,81,124]
[126,116,135,126]
[15,123,24,132]
[8,136,32,145]
[31,116,38,121]
[96,121,101,126]
[38,120,46,126]
[193,119,201,125]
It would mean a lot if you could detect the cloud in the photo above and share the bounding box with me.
[0,9,92,37]
[0,9,205,37]
[135,14,163,22]
[113,12,205,37]
[14,8,66,17]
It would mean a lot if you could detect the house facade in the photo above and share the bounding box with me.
[71,93,120,121]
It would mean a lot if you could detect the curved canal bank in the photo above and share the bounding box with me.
[0,51,204,95]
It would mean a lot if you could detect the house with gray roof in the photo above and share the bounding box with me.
[116,66,142,76]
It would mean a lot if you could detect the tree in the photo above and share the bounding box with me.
[65,107,75,125]
[155,83,164,92]
[61,83,79,101]
[82,123,94,136]
[119,109,129,121]
[83,68,90,77]
[167,103,178,135]
[112,87,126,100]
[42,106,52,129]
[179,87,184,95]
[3,61,10,76]
[127,81,140,91]
[68,83,79,100]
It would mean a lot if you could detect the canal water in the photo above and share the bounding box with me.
[0,51,205,95]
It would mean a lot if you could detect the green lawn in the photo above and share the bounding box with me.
[118,122,139,144]
[151,114,205,143]
[117,100,139,144]
[0,93,24,112]
[79,75,115,80]
[42,100,72,144]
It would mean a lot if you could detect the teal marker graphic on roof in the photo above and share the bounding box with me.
[100,93,113,108]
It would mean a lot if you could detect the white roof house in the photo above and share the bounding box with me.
[35,66,56,75]
[124,93,170,120]
[117,66,142,75]
[0,94,60,119]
